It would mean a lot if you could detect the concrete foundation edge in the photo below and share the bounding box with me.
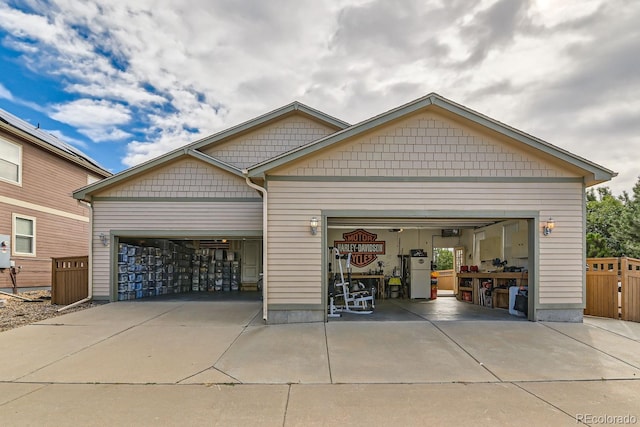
[266,309,324,324]
[536,308,583,322]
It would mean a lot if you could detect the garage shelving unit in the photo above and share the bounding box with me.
[456,272,528,310]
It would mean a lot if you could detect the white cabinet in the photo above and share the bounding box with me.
[512,230,528,258]
[479,236,502,261]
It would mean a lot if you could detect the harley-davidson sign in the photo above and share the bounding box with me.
[334,229,386,268]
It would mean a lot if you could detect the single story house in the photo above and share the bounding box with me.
[73,93,615,323]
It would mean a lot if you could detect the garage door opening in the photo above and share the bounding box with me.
[115,237,262,302]
[326,216,533,321]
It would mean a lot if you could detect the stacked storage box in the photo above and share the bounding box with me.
[213,260,223,291]
[202,251,240,292]
[217,260,240,292]
[207,260,217,291]
[116,244,129,300]
[116,244,144,301]
[191,249,214,291]
[222,260,232,292]
[230,261,240,291]
[117,241,186,301]
[199,254,209,290]
[160,240,175,295]
[176,251,192,292]
[191,255,200,291]
[116,242,240,300]
[118,243,154,300]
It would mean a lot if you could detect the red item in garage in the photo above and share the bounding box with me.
[430,271,438,300]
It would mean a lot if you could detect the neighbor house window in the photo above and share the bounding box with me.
[0,137,22,184]
[13,214,35,256]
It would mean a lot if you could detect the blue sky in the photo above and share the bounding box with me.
[1,0,638,194]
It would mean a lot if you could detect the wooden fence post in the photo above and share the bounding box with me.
[621,257,640,322]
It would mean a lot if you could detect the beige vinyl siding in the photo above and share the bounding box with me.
[266,180,583,306]
[91,200,262,298]
[98,157,255,199]
[274,111,582,180]
[200,114,337,169]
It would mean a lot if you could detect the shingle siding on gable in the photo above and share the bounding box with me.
[97,157,256,199]
[275,112,580,179]
[200,115,337,169]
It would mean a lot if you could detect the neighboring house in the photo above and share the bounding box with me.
[73,93,615,324]
[0,108,111,290]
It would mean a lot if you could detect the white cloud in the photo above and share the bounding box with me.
[50,99,131,127]
[49,99,132,142]
[123,130,200,168]
[79,127,132,143]
[0,83,14,100]
[0,2,93,57]
[0,0,638,194]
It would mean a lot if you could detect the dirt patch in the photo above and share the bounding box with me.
[0,290,98,332]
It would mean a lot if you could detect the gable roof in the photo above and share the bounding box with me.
[189,101,349,152]
[247,93,616,186]
[73,101,348,201]
[73,148,241,201]
[0,107,111,177]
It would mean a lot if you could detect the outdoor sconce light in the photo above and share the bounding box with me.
[310,217,319,235]
[543,218,555,236]
[99,233,109,246]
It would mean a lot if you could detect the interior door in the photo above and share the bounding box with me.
[241,239,262,284]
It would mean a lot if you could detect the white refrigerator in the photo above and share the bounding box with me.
[410,257,430,299]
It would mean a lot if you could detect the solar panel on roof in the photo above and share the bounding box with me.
[0,107,108,172]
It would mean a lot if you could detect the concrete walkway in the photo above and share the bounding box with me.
[1,299,639,426]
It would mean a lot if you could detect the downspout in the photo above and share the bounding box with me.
[243,171,268,321]
[58,201,93,312]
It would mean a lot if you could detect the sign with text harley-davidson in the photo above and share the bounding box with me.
[334,229,386,268]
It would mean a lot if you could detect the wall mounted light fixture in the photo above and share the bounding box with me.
[99,233,109,246]
[310,217,319,235]
[543,218,555,236]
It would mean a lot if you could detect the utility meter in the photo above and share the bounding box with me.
[0,235,10,269]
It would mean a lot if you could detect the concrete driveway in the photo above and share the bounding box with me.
[1,299,639,426]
